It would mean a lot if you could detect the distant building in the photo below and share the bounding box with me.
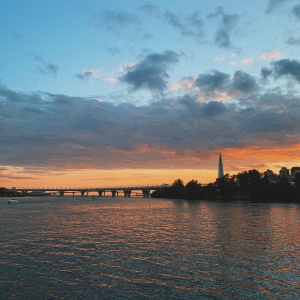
[291,166,300,181]
[279,167,289,179]
[218,153,224,179]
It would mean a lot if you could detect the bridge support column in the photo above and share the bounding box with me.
[59,191,64,197]
[81,191,85,197]
[111,190,116,197]
[98,191,103,197]
[142,190,150,198]
[124,190,131,197]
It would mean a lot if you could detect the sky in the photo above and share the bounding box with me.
[1,0,300,188]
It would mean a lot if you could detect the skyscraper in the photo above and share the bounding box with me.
[218,153,224,179]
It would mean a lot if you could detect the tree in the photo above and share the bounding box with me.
[203,183,218,200]
[295,172,300,189]
[186,180,201,199]
[171,179,185,199]
[0,187,7,196]
[236,169,268,201]
[217,173,237,201]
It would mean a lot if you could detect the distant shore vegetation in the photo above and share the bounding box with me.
[151,169,300,203]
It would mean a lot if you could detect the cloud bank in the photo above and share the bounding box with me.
[1,56,300,171]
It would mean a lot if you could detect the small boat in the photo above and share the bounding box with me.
[8,199,18,204]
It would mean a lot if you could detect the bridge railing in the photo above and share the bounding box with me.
[13,184,172,191]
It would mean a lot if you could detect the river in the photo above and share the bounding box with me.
[1,197,299,299]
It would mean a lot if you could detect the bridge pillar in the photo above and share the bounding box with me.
[124,190,131,197]
[111,190,116,197]
[59,191,64,197]
[98,191,103,197]
[142,190,150,198]
[81,191,85,197]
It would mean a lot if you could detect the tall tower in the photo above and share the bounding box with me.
[218,153,224,179]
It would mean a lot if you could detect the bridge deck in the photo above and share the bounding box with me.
[9,184,172,197]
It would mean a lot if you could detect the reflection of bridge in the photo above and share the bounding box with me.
[12,184,171,198]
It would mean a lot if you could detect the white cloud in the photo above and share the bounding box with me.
[117,62,137,73]
[76,68,118,84]
[214,55,224,61]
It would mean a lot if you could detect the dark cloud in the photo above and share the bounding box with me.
[164,10,204,42]
[95,10,140,34]
[292,4,300,20]
[271,59,300,82]
[202,101,227,116]
[287,6,300,45]
[287,36,300,45]
[194,69,257,97]
[215,29,231,48]
[107,46,120,55]
[104,10,139,27]
[231,71,257,94]
[265,0,288,14]
[139,4,160,15]
[75,71,93,81]
[120,50,180,92]
[260,59,300,83]
[164,11,185,32]
[29,54,58,77]
[207,6,239,49]
[194,70,230,93]
[141,32,154,40]
[238,107,293,133]
[261,67,273,80]
[258,92,300,111]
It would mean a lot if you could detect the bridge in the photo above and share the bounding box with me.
[11,184,171,198]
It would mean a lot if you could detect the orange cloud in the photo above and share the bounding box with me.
[259,50,283,60]
[117,144,176,156]
[2,142,300,188]
[170,77,196,91]
[240,58,253,65]
[221,144,300,174]
[229,58,253,66]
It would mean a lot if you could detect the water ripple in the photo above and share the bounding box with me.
[0,197,299,299]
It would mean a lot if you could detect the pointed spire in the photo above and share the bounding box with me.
[218,153,224,179]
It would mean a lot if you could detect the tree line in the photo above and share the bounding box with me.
[151,169,300,203]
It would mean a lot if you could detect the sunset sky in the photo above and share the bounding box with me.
[1,0,300,188]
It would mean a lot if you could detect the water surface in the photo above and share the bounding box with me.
[1,197,299,299]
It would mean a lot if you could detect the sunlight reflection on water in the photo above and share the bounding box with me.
[0,197,299,299]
